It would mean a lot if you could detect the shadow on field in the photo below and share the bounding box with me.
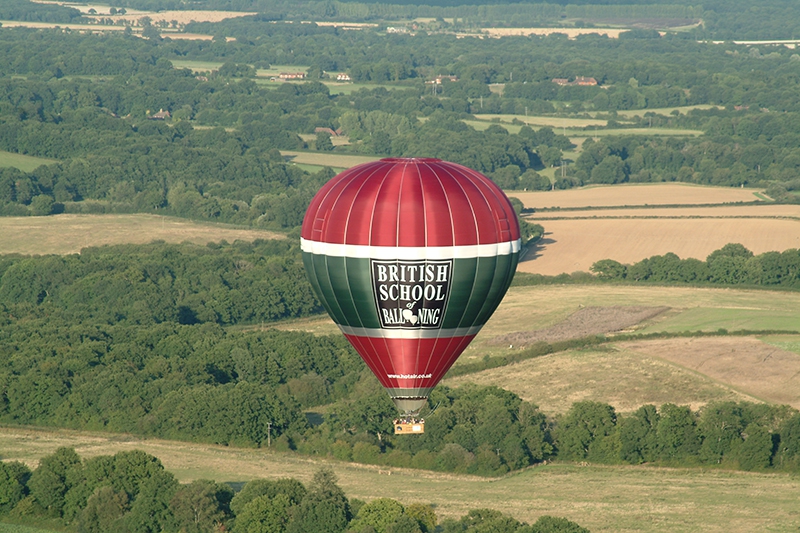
[520,236,555,262]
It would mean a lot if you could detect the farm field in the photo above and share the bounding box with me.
[0,426,797,533]
[0,150,57,172]
[446,344,757,413]
[447,284,800,411]
[565,126,704,137]
[519,216,800,274]
[611,104,720,117]
[479,27,628,38]
[529,203,800,219]
[0,214,283,255]
[281,150,380,168]
[472,114,608,128]
[510,183,763,209]
[511,183,788,274]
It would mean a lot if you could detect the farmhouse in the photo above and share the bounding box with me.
[551,76,598,86]
[148,109,171,120]
[279,72,306,80]
[336,73,351,81]
[314,127,342,137]
[426,75,459,85]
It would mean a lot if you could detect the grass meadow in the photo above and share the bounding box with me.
[0,214,284,255]
[281,150,380,168]
[0,150,57,172]
[0,426,797,533]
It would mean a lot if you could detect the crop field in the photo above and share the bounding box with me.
[519,216,800,275]
[509,183,791,274]
[0,214,283,255]
[529,203,800,219]
[510,183,763,209]
[281,150,380,168]
[0,426,797,533]
[0,150,57,172]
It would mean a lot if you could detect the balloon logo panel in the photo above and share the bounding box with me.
[302,158,521,416]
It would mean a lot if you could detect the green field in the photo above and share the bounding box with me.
[0,150,57,172]
[0,525,60,533]
[281,150,380,168]
[1,426,797,533]
[637,306,800,334]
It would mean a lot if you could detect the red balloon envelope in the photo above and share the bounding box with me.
[301,158,521,415]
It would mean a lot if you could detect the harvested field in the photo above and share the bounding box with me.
[488,306,669,345]
[518,217,800,275]
[0,214,283,255]
[511,183,762,209]
[620,337,800,409]
[479,27,627,38]
[93,10,256,25]
[530,203,800,219]
[1,427,798,533]
[281,150,380,168]
[445,345,754,413]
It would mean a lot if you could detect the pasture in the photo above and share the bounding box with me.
[281,150,380,168]
[0,214,283,255]
[448,283,800,411]
[0,150,57,172]
[0,426,797,533]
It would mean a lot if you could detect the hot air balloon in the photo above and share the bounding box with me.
[301,158,521,429]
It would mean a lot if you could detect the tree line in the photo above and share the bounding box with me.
[0,453,590,533]
[591,243,800,286]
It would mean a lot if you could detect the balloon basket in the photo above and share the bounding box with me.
[393,419,425,435]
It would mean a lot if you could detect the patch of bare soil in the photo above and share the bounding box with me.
[620,336,800,408]
[488,306,669,345]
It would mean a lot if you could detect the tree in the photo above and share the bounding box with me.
[286,468,350,533]
[526,515,590,533]
[315,132,334,152]
[737,424,773,471]
[656,404,700,462]
[557,402,617,460]
[28,447,82,517]
[348,498,404,533]
[29,194,54,216]
[234,493,293,533]
[590,259,626,279]
[0,461,30,512]
[618,405,659,464]
[77,486,128,533]
[590,155,626,184]
[170,479,233,533]
[404,504,436,533]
